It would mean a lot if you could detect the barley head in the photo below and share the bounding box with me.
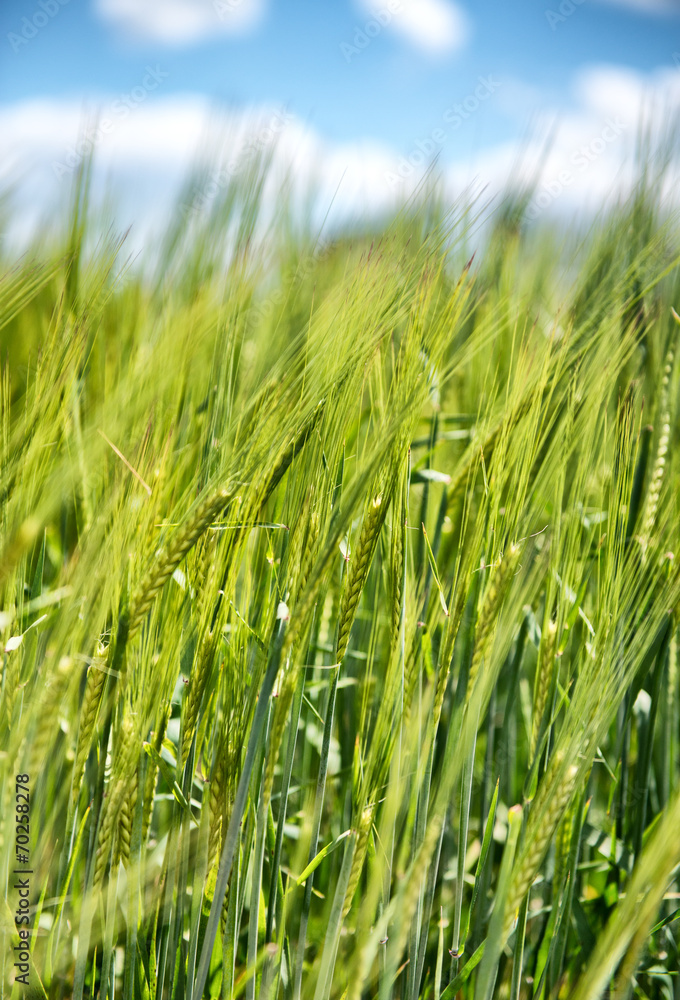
[336,494,386,664]
[465,543,520,708]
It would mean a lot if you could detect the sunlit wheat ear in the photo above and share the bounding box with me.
[640,340,674,558]
[127,486,234,640]
[530,619,558,763]
[72,647,108,802]
[208,731,231,873]
[115,780,135,867]
[77,488,236,765]
[503,760,579,941]
[465,543,521,709]
[284,500,308,601]
[1,636,21,725]
[297,507,320,602]
[389,468,408,654]
[180,633,217,768]
[93,717,139,890]
[336,494,387,664]
[552,796,575,896]
[402,628,421,725]
[433,580,468,727]
[341,802,375,920]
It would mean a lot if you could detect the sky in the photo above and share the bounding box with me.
[1,0,680,245]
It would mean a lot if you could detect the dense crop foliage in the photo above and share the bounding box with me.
[2,154,680,999]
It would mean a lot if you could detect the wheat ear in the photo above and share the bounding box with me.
[465,544,520,708]
[72,651,108,802]
[128,487,233,640]
[640,345,674,555]
[93,718,139,889]
[208,731,232,873]
[341,802,375,920]
[181,633,218,768]
[530,619,558,762]
[116,779,137,867]
[503,761,578,939]
[336,495,387,664]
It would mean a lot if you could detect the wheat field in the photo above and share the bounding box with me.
[1,150,680,999]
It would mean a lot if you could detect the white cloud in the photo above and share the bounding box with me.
[358,0,470,54]
[0,95,211,173]
[0,95,395,203]
[0,95,405,249]
[387,63,680,215]
[515,63,680,211]
[1,62,679,251]
[573,62,680,121]
[93,0,265,45]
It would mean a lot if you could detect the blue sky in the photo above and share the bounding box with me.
[1,0,679,241]
[2,0,678,143]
